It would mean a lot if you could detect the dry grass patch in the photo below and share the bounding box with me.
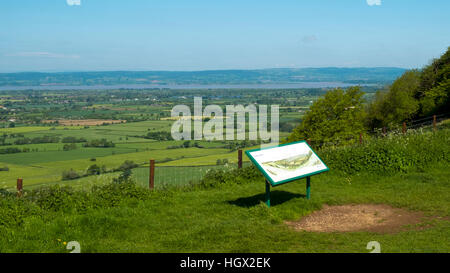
[286,204,430,234]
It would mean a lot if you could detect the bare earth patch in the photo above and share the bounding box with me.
[286,204,428,234]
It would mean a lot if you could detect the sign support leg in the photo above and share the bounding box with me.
[306,176,311,200]
[265,180,271,207]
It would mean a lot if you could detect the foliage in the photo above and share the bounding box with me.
[318,129,450,175]
[62,136,87,143]
[195,165,262,189]
[86,164,102,175]
[83,138,115,148]
[62,169,81,180]
[0,147,22,154]
[367,47,450,128]
[287,86,367,146]
[416,47,450,116]
[63,143,77,151]
[116,160,138,172]
[144,131,172,141]
[367,70,421,128]
[112,169,132,184]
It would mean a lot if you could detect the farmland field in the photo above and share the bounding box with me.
[0,88,313,190]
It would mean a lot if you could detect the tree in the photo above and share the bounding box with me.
[287,86,367,146]
[87,164,101,175]
[416,47,450,116]
[366,47,449,126]
[367,70,421,128]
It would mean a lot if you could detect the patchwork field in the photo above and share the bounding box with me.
[0,120,261,190]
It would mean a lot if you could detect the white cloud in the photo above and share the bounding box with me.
[5,52,80,59]
[301,35,318,44]
[67,0,81,6]
[367,0,382,6]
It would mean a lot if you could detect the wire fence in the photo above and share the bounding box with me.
[132,161,252,189]
[312,113,450,149]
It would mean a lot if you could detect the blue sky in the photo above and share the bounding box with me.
[0,0,449,72]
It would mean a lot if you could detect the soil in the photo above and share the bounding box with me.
[285,204,432,234]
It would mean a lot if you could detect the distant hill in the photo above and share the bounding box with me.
[0,67,406,87]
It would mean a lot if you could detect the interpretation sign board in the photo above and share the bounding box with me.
[246,141,329,187]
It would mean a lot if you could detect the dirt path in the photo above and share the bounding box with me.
[286,204,432,233]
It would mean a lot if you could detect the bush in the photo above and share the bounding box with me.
[144,131,172,141]
[195,165,262,189]
[116,160,138,171]
[87,164,101,175]
[318,129,450,175]
[62,169,81,180]
[63,143,77,151]
[0,147,21,154]
[83,138,115,148]
[62,136,87,143]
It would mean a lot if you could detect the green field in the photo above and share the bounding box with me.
[0,117,265,190]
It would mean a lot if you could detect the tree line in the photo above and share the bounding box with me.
[288,47,449,146]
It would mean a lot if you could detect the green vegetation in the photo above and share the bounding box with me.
[0,128,449,252]
[319,129,449,175]
[367,47,449,128]
[288,47,450,145]
[83,139,115,148]
[287,86,367,145]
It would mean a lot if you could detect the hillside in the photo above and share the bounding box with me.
[1,128,449,253]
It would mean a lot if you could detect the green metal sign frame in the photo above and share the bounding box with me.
[245,140,329,206]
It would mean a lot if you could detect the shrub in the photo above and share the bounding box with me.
[318,129,450,175]
[87,164,101,175]
[0,147,21,154]
[62,136,87,143]
[63,143,77,151]
[195,165,262,189]
[62,169,81,180]
[83,138,115,148]
[116,160,138,171]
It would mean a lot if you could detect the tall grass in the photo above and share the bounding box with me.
[318,129,450,175]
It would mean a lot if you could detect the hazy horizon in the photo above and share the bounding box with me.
[1,66,409,74]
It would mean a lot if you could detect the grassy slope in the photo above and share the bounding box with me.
[2,164,448,253]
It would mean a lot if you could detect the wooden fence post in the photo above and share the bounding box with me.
[149,159,155,190]
[382,127,386,136]
[359,133,363,144]
[17,178,23,197]
[238,149,242,169]
[433,115,437,131]
[402,122,407,134]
